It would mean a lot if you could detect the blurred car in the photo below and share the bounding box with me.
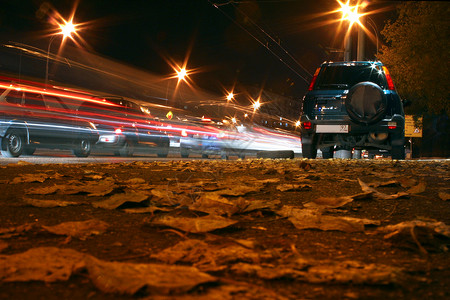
[179,117,245,159]
[0,79,99,157]
[300,61,406,159]
[76,96,170,157]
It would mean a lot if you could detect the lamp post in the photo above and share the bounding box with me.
[338,1,362,61]
[367,17,379,57]
[45,20,77,86]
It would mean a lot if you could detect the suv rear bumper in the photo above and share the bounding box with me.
[300,114,405,150]
[301,114,404,134]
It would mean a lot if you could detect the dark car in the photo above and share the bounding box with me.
[0,80,99,157]
[77,96,170,157]
[300,61,406,160]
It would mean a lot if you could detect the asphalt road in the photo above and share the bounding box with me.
[0,148,253,165]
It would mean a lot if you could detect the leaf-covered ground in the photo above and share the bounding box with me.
[0,158,449,299]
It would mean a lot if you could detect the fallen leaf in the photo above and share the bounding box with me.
[189,193,238,216]
[231,257,404,285]
[10,173,50,184]
[376,220,450,253]
[358,179,409,200]
[407,182,426,194]
[305,192,373,208]
[0,223,37,239]
[368,180,400,188]
[123,178,146,184]
[0,247,216,295]
[151,215,238,233]
[122,206,171,214]
[23,197,82,208]
[278,206,380,233]
[439,192,450,201]
[42,219,109,240]
[151,239,265,271]
[0,247,86,282]
[92,192,149,209]
[276,184,312,192]
[86,255,216,295]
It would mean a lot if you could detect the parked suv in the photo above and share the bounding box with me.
[300,61,405,159]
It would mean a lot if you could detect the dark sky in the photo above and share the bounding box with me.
[0,0,396,98]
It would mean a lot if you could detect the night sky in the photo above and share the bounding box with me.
[0,0,396,99]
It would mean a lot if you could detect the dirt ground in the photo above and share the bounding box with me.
[0,158,449,299]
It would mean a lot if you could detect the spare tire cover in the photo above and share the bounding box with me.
[345,81,387,124]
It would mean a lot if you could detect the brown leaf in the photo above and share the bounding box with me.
[276,184,312,192]
[151,215,238,233]
[42,219,109,240]
[0,247,216,295]
[92,192,149,209]
[407,182,426,194]
[10,173,50,184]
[231,258,404,285]
[151,239,264,271]
[439,192,450,201]
[23,197,82,208]
[0,247,86,282]
[368,180,400,188]
[305,192,373,208]
[278,206,380,233]
[358,179,409,200]
[0,223,37,239]
[377,220,450,253]
[122,206,171,214]
[86,256,216,295]
[189,193,238,216]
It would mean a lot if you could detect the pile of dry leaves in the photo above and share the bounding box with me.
[0,158,449,299]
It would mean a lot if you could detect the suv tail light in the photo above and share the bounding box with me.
[302,121,312,130]
[308,68,321,91]
[382,66,395,90]
[388,121,397,129]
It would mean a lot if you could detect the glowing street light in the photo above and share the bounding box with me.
[176,67,187,82]
[59,20,76,39]
[226,92,234,101]
[252,99,261,111]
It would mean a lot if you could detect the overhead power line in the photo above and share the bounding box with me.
[209,0,312,84]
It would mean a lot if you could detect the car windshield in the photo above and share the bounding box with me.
[314,65,386,90]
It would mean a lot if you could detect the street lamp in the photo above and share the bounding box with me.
[226,92,234,102]
[45,19,77,86]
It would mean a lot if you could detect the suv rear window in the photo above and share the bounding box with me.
[314,65,387,90]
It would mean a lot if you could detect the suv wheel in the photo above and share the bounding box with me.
[391,145,405,160]
[72,139,91,157]
[345,81,387,125]
[321,146,334,159]
[1,129,24,157]
[302,143,317,159]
